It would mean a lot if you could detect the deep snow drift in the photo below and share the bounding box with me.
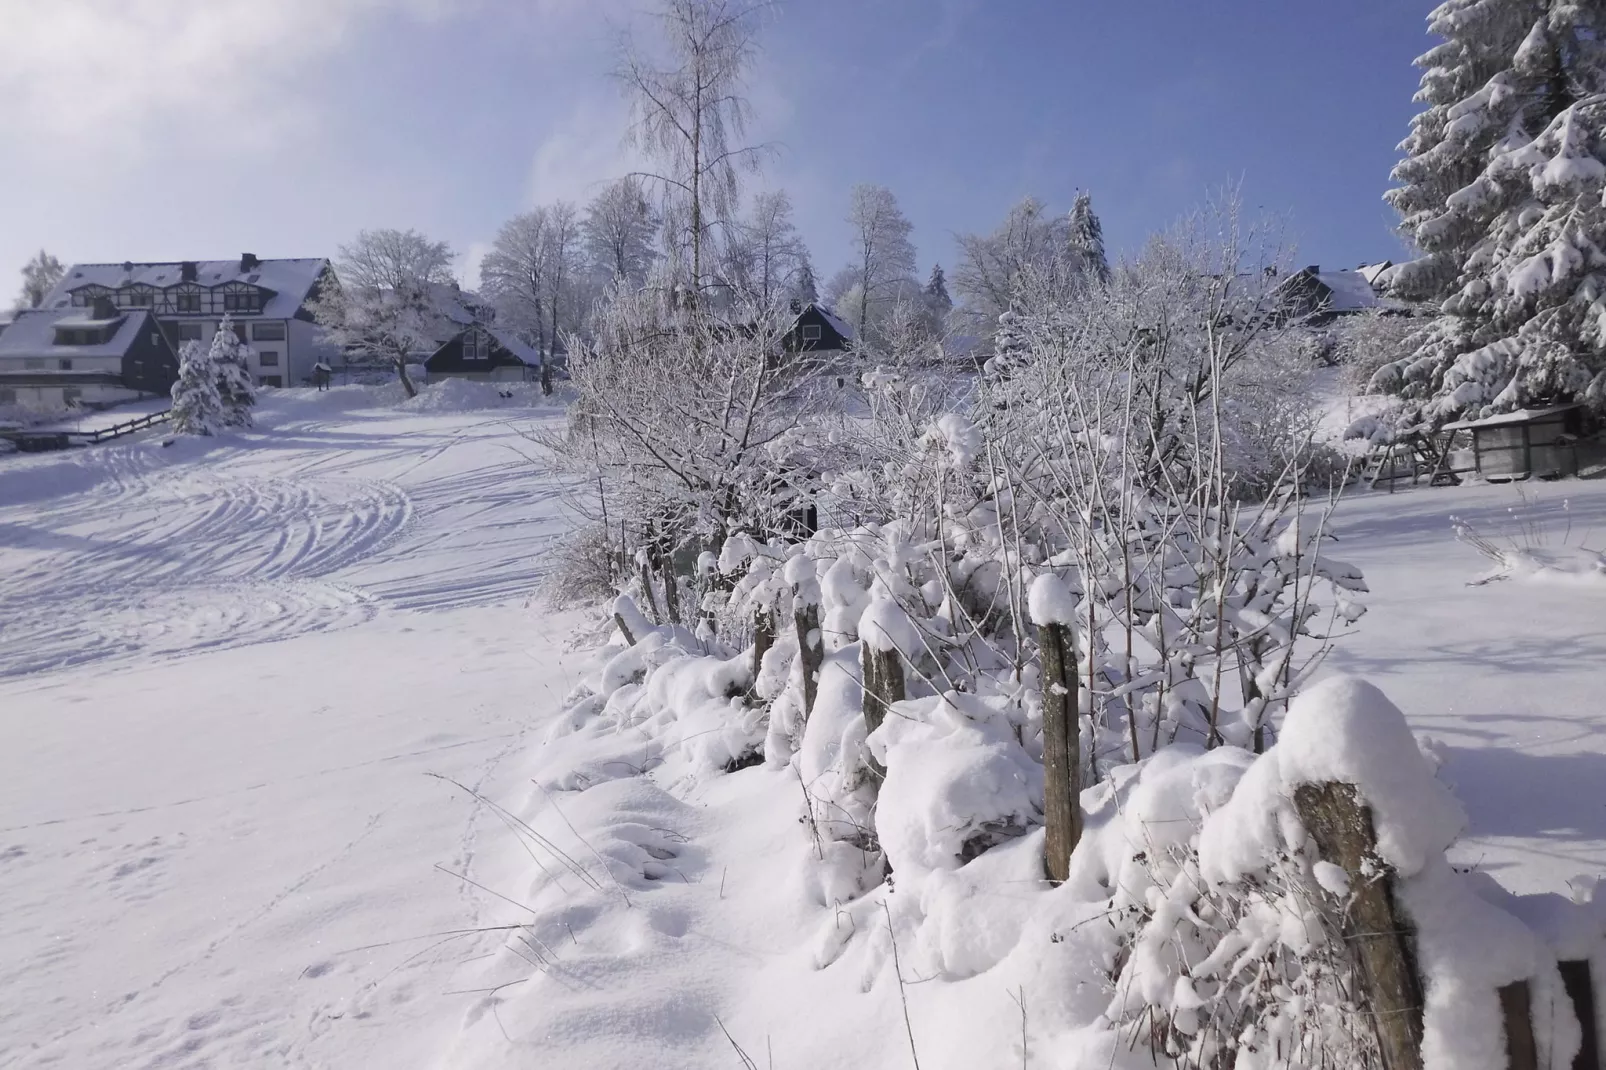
[3,387,1606,1068]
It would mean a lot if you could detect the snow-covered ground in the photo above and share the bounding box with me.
[3,386,1605,1067]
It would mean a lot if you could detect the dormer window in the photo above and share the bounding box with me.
[223,292,261,313]
[463,330,485,360]
[176,293,201,313]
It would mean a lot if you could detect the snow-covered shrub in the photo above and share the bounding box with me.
[541,288,832,628]
[1332,310,1421,395]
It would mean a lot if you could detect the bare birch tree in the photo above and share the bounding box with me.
[616,0,772,299]
[845,183,917,342]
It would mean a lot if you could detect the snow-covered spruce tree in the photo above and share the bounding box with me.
[1386,0,1548,303]
[1066,190,1110,283]
[169,339,224,436]
[1377,2,1606,422]
[208,316,256,427]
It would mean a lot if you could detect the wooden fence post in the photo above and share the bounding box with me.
[795,602,822,723]
[1559,960,1600,1070]
[750,609,775,693]
[1292,782,1425,1070]
[1038,620,1081,884]
[1498,980,1539,1070]
[860,642,903,782]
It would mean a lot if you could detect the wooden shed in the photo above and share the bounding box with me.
[1440,404,1586,481]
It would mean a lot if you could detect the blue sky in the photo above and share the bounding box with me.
[0,0,1431,297]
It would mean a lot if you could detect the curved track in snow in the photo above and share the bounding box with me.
[0,400,571,679]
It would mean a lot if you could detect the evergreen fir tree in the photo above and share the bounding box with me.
[986,304,1029,377]
[792,258,819,305]
[1067,191,1110,283]
[1376,2,1606,422]
[1385,0,1547,302]
[209,315,257,428]
[169,340,224,436]
[923,263,953,315]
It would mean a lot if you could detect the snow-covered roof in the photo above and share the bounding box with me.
[487,327,540,365]
[0,307,154,358]
[1354,261,1393,286]
[817,304,855,342]
[43,258,330,320]
[1312,270,1381,313]
[1441,403,1582,431]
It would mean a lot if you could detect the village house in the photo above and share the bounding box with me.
[0,299,180,410]
[27,255,340,399]
[783,301,855,356]
[423,323,543,383]
[1271,262,1411,326]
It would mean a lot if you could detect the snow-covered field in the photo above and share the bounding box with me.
[3,387,1605,1068]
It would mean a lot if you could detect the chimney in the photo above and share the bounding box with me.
[240,252,260,273]
[180,261,197,282]
[121,261,134,274]
[92,296,117,320]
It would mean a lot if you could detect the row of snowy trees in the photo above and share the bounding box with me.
[1376,0,1606,424]
[169,315,255,435]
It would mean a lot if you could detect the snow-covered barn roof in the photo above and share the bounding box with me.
[1354,261,1394,286]
[1441,403,1583,431]
[43,258,330,319]
[0,307,155,358]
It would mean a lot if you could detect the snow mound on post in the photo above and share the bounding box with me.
[1276,675,1466,875]
[1026,573,1077,626]
[857,595,921,656]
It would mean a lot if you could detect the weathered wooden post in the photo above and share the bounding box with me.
[1559,960,1600,1070]
[858,600,907,783]
[751,608,775,685]
[1038,617,1081,884]
[786,556,823,725]
[1293,782,1425,1070]
[1030,575,1083,883]
[1498,980,1538,1070]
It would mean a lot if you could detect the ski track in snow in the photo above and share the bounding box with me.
[0,401,571,679]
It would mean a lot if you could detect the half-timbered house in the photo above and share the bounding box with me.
[38,255,340,390]
[0,299,179,409]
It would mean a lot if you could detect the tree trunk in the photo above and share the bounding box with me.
[1039,620,1081,884]
[540,358,553,396]
[639,559,663,624]
[661,560,682,626]
[1558,960,1599,1070]
[795,603,822,725]
[1293,782,1425,1070]
[1498,980,1539,1070]
[395,356,418,398]
[860,641,903,782]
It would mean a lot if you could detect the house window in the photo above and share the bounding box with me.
[0,388,14,404]
[252,322,286,342]
[801,324,822,342]
[258,351,279,367]
[463,331,483,359]
[59,358,73,371]
[176,293,201,313]
[233,322,247,343]
[62,388,82,406]
[150,333,160,346]
[224,292,261,314]
[178,322,205,342]
[24,358,44,370]
[127,291,153,308]
[258,375,282,388]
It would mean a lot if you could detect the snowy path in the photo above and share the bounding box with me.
[0,391,591,1068]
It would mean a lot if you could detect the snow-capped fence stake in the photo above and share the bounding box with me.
[1498,980,1538,1070]
[860,641,903,781]
[1038,618,1081,883]
[750,609,775,699]
[614,613,637,646]
[1558,960,1599,1070]
[1292,782,1425,1070]
[795,601,822,722]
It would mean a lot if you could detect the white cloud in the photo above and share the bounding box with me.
[524,92,647,208]
[0,0,454,158]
